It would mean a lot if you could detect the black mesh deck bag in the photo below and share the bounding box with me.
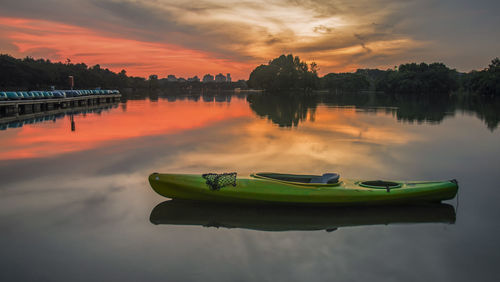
[202,172,237,190]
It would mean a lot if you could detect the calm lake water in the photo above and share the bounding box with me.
[1,92,499,281]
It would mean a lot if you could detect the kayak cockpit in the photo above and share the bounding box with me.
[252,172,340,184]
[359,180,402,189]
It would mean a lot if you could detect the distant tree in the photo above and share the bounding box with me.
[248,54,318,92]
[149,74,159,89]
[489,57,500,72]
[0,54,145,90]
[248,64,279,90]
[118,69,129,88]
[320,73,370,92]
[463,57,500,96]
[356,69,387,85]
[375,62,459,95]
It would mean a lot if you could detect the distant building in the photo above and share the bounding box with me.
[203,74,214,83]
[188,76,200,82]
[226,73,231,82]
[167,75,177,82]
[215,73,226,82]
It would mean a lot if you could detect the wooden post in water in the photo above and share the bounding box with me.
[68,76,74,90]
[70,114,75,132]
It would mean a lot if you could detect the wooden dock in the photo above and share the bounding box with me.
[0,94,121,119]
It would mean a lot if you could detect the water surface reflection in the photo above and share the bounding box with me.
[0,92,499,282]
[150,200,456,232]
[247,92,500,130]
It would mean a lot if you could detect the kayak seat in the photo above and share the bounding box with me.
[254,172,340,183]
[360,180,399,188]
[309,173,340,184]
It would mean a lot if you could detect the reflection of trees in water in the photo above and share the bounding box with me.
[247,92,500,130]
[458,96,500,131]
[120,88,248,103]
[319,92,455,124]
[247,93,318,127]
[122,89,500,130]
[393,95,454,124]
[122,89,243,103]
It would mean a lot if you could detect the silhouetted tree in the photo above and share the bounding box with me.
[375,62,459,94]
[320,73,369,92]
[248,54,318,91]
[149,74,159,89]
[463,57,500,96]
[0,54,149,90]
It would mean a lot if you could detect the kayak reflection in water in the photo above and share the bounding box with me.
[149,200,456,232]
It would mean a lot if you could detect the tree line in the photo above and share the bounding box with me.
[248,54,500,96]
[0,54,146,90]
[0,54,246,91]
[1,53,499,96]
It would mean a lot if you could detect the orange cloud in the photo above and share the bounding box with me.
[0,17,254,79]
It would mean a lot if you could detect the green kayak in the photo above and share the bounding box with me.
[148,172,458,206]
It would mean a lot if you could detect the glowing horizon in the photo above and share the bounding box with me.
[0,17,254,79]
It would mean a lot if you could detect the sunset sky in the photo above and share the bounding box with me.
[0,0,498,79]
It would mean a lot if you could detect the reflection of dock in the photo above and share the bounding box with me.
[0,94,121,120]
[0,97,120,129]
[150,200,456,232]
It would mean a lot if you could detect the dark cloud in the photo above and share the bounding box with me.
[0,0,498,72]
[313,25,334,34]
